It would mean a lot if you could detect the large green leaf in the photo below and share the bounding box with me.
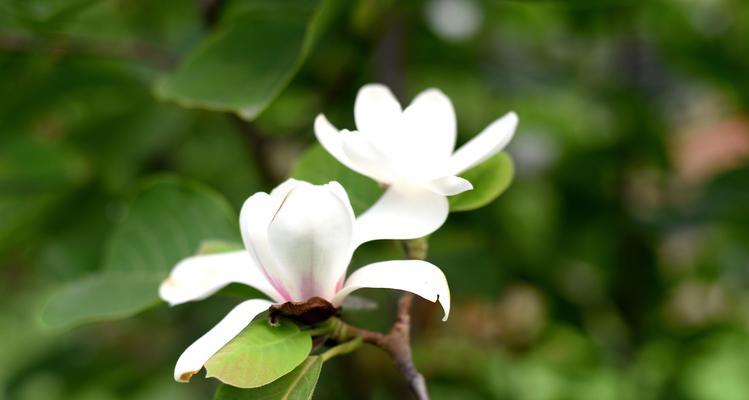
[449,152,515,212]
[213,356,323,400]
[41,177,239,329]
[205,319,312,389]
[39,273,163,329]
[291,144,382,215]
[155,0,338,120]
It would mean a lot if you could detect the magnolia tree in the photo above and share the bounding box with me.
[35,1,519,390]
[156,85,518,398]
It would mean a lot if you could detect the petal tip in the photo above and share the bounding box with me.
[360,82,391,92]
[158,278,179,306]
[177,370,198,383]
[422,87,446,96]
[313,113,331,128]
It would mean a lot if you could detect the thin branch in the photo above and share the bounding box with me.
[229,115,283,188]
[328,238,431,400]
[196,0,224,28]
[374,10,406,100]
[0,32,176,69]
[329,295,428,400]
[193,0,281,189]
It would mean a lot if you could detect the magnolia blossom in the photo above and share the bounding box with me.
[160,179,450,383]
[315,83,518,241]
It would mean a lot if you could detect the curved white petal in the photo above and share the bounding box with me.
[423,176,473,196]
[269,178,310,198]
[447,111,518,176]
[267,183,355,301]
[353,184,448,247]
[159,251,281,305]
[401,89,457,165]
[354,83,402,135]
[324,181,356,222]
[340,133,398,184]
[313,115,369,176]
[174,299,273,382]
[331,260,451,321]
[240,184,308,302]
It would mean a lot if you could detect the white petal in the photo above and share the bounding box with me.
[401,88,457,165]
[269,178,310,198]
[340,133,398,184]
[354,83,402,135]
[313,115,369,176]
[423,176,473,196]
[353,184,448,247]
[174,299,273,382]
[331,260,451,321]
[267,184,355,301]
[240,184,309,302]
[447,111,518,176]
[324,181,356,221]
[159,251,281,305]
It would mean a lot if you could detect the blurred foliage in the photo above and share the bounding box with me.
[2,0,749,399]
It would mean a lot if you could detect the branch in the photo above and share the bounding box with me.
[196,0,223,28]
[0,32,175,69]
[374,9,406,100]
[229,115,284,188]
[330,294,427,400]
[328,238,431,400]
[193,0,281,189]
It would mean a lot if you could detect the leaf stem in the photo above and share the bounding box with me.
[321,337,363,362]
[303,319,335,336]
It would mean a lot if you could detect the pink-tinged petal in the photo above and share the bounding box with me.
[447,111,518,176]
[239,186,304,302]
[354,83,402,135]
[159,251,282,305]
[267,184,355,301]
[401,88,457,166]
[423,176,473,196]
[353,185,448,247]
[173,299,273,382]
[331,260,451,321]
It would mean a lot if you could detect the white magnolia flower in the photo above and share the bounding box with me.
[160,179,450,383]
[315,83,518,240]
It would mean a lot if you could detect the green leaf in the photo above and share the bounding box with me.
[41,177,239,329]
[0,136,87,254]
[39,273,163,329]
[291,144,382,215]
[155,0,338,120]
[196,239,245,255]
[449,152,515,212]
[205,319,312,389]
[213,356,323,400]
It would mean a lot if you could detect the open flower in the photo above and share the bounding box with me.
[160,179,450,383]
[314,83,518,240]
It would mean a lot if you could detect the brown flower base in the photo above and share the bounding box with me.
[269,296,340,326]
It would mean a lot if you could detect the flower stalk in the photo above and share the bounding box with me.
[321,337,363,362]
[321,237,431,400]
[325,293,428,400]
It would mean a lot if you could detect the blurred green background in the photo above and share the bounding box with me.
[2,0,749,399]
